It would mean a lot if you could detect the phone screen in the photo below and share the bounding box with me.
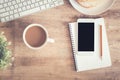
[78,23,94,51]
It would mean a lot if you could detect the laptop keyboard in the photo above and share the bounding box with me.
[0,0,64,22]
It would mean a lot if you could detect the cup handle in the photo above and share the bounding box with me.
[47,38,55,43]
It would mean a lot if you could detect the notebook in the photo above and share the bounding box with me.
[69,18,112,72]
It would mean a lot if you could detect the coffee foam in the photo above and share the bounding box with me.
[25,26,47,47]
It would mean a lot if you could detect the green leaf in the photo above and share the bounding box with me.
[0,32,12,69]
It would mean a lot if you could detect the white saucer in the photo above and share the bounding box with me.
[69,0,116,15]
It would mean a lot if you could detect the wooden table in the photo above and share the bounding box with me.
[0,0,120,80]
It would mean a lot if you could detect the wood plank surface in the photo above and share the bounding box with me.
[0,0,120,80]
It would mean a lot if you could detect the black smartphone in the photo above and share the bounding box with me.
[78,22,94,52]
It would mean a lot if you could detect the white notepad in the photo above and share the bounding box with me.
[69,18,112,72]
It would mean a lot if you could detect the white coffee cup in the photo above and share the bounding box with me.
[23,24,54,50]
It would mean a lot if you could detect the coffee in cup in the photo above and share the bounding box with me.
[23,24,54,49]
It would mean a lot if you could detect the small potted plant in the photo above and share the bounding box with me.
[0,32,13,70]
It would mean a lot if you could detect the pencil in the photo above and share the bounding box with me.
[100,25,102,59]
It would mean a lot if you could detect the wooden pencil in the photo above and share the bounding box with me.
[100,25,102,59]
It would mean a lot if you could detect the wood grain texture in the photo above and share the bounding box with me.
[0,0,120,80]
